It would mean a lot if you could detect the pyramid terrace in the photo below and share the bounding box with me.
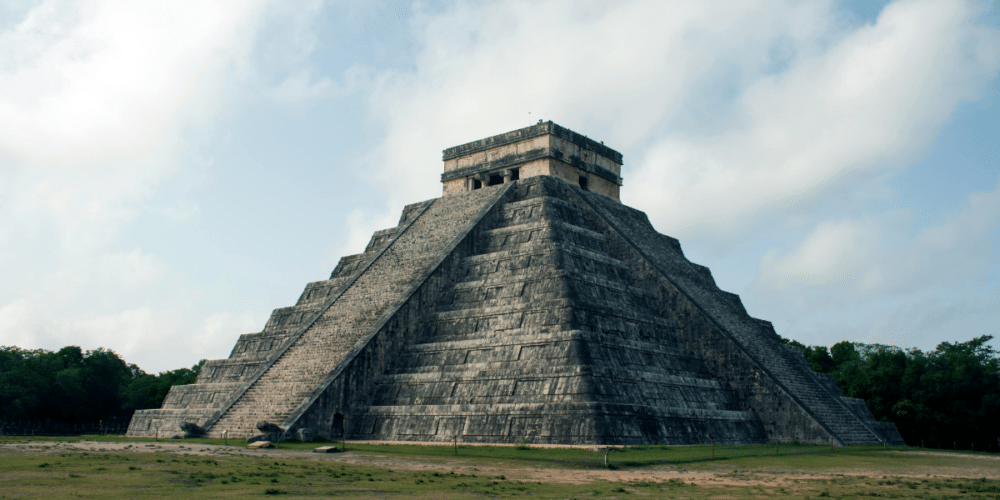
[127,122,904,447]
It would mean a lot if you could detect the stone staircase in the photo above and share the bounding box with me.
[129,174,900,445]
[578,187,887,445]
[201,187,506,438]
[357,176,766,444]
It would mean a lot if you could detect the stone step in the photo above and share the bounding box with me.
[449,267,656,299]
[381,361,715,383]
[205,189,507,437]
[480,219,607,251]
[360,401,757,418]
[574,185,890,445]
[353,401,763,445]
[443,277,661,315]
[371,392,741,409]
[355,178,756,444]
[295,277,352,306]
[431,298,677,332]
[399,329,693,358]
[263,302,326,331]
[493,192,595,228]
[459,243,631,284]
[226,331,298,362]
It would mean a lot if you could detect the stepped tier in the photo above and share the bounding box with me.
[128,174,903,445]
[128,118,903,445]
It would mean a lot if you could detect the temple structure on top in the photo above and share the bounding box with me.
[127,121,904,447]
[441,121,623,200]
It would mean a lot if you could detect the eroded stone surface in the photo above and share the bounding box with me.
[127,124,903,446]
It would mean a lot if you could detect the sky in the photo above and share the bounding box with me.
[1,0,998,373]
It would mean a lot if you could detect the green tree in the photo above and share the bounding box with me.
[121,360,203,413]
[787,335,1000,449]
[79,348,133,422]
[1,344,203,426]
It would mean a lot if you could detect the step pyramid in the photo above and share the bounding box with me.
[127,122,905,446]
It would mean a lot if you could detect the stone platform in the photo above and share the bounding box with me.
[128,123,904,446]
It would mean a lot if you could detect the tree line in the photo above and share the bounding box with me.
[2,336,998,449]
[786,334,1000,451]
[0,345,203,429]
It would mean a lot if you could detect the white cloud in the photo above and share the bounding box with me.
[191,311,261,360]
[251,0,376,106]
[335,207,399,259]
[0,299,46,346]
[0,299,161,359]
[629,0,1000,239]
[0,1,268,167]
[2,0,998,373]
[760,179,1000,296]
[369,0,820,193]
[0,0,271,250]
[99,249,168,289]
[271,66,370,105]
[753,179,1000,349]
[346,0,999,354]
[338,0,816,250]
[161,199,201,222]
[0,1,273,371]
[0,295,263,372]
[349,0,999,250]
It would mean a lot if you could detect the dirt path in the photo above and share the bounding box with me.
[3,440,998,487]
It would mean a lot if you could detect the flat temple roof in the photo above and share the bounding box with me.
[442,121,623,164]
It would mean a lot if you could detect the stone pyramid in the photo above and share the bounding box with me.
[127,122,905,446]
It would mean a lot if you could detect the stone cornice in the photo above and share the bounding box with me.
[442,121,624,164]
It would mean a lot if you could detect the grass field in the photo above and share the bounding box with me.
[2,436,998,498]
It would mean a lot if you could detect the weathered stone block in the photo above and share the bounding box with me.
[127,124,903,447]
[294,427,314,441]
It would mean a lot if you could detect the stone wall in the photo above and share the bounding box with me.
[518,158,620,200]
[126,408,215,439]
[127,199,436,438]
[442,121,622,171]
[441,121,622,201]
[202,186,511,438]
[576,184,895,445]
[129,173,903,446]
[294,177,766,444]
[284,183,517,437]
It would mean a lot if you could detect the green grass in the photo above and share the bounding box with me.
[2,447,998,499]
[276,440,897,469]
[2,434,995,470]
[0,434,931,468]
[2,436,999,498]
[1,450,642,499]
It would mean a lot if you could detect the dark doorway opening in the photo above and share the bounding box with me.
[473,179,482,189]
[332,413,345,439]
[511,168,520,181]
[579,176,589,191]
[488,174,503,186]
